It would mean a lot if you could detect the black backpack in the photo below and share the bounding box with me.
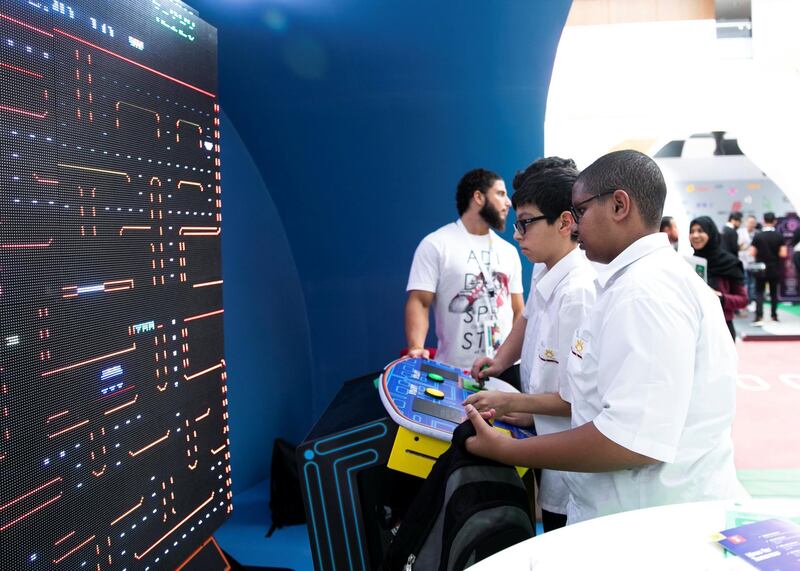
[382,421,534,571]
[266,438,306,537]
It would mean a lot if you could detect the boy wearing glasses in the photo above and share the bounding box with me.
[405,168,524,372]
[464,156,596,531]
[465,150,745,524]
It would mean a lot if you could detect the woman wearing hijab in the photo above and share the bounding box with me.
[689,216,748,339]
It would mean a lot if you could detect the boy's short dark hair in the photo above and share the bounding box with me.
[455,168,502,216]
[660,216,674,231]
[764,211,776,224]
[729,212,743,223]
[511,157,579,229]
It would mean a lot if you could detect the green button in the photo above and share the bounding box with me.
[462,379,483,393]
[427,373,444,382]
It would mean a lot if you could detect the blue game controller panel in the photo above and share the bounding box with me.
[378,357,535,442]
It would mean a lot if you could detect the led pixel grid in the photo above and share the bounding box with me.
[0,1,231,568]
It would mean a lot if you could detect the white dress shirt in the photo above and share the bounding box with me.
[563,233,747,524]
[520,247,596,514]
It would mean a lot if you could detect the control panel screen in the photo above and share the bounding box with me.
[0,0,231,568]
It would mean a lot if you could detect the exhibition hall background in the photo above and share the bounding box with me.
[193,0,574,493]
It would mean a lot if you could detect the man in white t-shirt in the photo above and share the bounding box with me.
[464,157,596,532]
[464,150,745,524]
[405,168,524,372]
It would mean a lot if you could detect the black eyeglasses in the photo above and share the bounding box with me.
[513,214,549,236]
[569,189,617,223]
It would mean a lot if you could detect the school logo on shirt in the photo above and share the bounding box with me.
[571,338,586,359]
[538,348,559,364]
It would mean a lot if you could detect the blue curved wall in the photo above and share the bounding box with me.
[201,0,572,490]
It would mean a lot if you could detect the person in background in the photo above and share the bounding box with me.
[792,225,800,282]
[689,216,748,340]
[738,215,758,309]
[720,212,742,256]
[750,212,788,324]
[405,168,524,375]
[660,216,679,251]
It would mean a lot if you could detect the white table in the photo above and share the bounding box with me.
[468,499,800,571]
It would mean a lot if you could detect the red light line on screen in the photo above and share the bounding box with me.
[1,238,53,249]
[179,226,220,236]
[46,410,69,422]
[195,408,211,421]
[92,464,106,477]
[0,11,53,36]
[48,419,89,438]
[54,530,75,546]
[98,384,135,400]
[0,477,62,512]
[192,279,223,288]
[0,61,43,78]
[104,394,138,415]
[119,226,151,235]
[184,309,223,323]
[110,497,143,526]
[134,493,215,560]
[104,279,134,292]
[41,343,136,377]
[32,173,59,184]
[128,430,170,457]
[53,29,216,98]
[0,494,62,532]
[0,104,48,119]
[52,534,95,564]
[184,361,224,380]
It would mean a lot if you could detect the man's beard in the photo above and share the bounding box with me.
[479,201,505,231]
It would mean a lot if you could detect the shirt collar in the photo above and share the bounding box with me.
[595,232,671,289]
[533,247,585,302]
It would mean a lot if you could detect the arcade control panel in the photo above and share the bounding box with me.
[378,357,534,443]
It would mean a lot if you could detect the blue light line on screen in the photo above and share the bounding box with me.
[133,320,156,334]
[100,382,124,396]
[100,365,123,380]
[76,284,104,294]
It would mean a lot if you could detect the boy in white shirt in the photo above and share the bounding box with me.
[464,150,745,524]
[464,157,596,531]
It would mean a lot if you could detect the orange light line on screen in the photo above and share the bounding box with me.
[53,29,216,98]
[0,494,62,532]
[0,477,62,512]
[0,104,47,118]
[179,226,220,236]
[52,534,95,564]
[104,279,134,292]
[184,362,223,381]
[195,408,211,421]
[1,238,53,249]
[119,226,151,236]
[128,430,170,457]
[177,180,204,192]
[48,419,89,439]
[184,309,223,323]
[211,444,226,455]
[46,410,69,422]
[0,11,53,36]
[134,493,215,560]
[57,163,130,182]
[192,280,222,288]
[104,394,138,415]
[33,173,58,184]
[41,343,136,377]
[110,497,143,526]
[0,60,43,78]
[54,530,75,546]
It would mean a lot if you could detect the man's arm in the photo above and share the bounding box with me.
[510,292,524,321]
[464,405,658,472]
[405,290,434,358]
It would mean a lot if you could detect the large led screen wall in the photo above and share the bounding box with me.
[0,0,231,568]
